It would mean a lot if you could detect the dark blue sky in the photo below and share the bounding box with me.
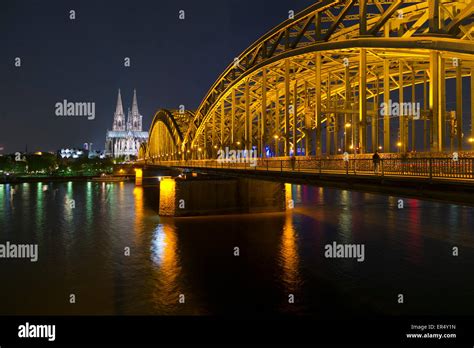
[0,0,315,152]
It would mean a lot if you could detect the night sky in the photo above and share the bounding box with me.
[0,0,315,153]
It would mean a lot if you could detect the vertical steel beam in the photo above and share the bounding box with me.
[359,0,367,35]
[245,79,249,147]
[327,73,331,155]
[231,89,236,144]
[303,81,311,156]
[429,0,440,33]
[212,111,216,150]
[315,12,322,41]
[456,60,463,151]
[471,68,474,150]
[423,71,428,151]
[221,100,225,147]
[248,80,252,150]
[399,61,405,153]
[383,59,390,152]
[333,90,338,154]
[440,57,446,152]
[293,80,298,155]
[261,68,267,157]
[345,65,350,151]
[411,68,416,152]
[373,74,380,152]
[276,88,280,157]
[285,60,291,156]
[430,51,442,152]
[315,53,322,156]
[359,48,367,153]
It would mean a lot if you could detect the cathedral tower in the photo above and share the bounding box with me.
[127,89,142,131]
[112,89,126,131]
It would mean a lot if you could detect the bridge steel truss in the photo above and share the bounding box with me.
[145,0,474,162]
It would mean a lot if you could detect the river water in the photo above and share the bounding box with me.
[0,180,473,316]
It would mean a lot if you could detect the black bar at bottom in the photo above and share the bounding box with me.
[0,315,473,346]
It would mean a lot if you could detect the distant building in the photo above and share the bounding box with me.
[105,89,149,158]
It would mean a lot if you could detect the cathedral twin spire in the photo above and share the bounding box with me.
[112,89,142,132]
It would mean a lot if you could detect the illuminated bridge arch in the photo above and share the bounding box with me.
[180,0,474,159]
[137,142,148,161]
[147,109,195,161]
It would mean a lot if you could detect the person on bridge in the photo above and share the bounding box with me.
[372,151,381,175]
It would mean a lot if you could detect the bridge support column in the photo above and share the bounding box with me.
[135,168,143,186]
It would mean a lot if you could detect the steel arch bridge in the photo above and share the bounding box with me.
[141,0,474,163]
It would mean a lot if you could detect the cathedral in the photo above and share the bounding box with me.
[105,89,149,158]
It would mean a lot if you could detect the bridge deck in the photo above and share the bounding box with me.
[144,157,474,182]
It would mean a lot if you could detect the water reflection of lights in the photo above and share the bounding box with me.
[152,224,167,266]
[279,214,300,293]
[151,222,182,312]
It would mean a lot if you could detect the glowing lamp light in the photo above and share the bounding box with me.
[397,142,402,147]
[273,135,279,139]
[236,141,241,145]
[378,146,383,150]
[349,145,354,150]
[344,123,351,128]
[468,137,474,143]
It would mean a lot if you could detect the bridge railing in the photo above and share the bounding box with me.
[147,157,474,180]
